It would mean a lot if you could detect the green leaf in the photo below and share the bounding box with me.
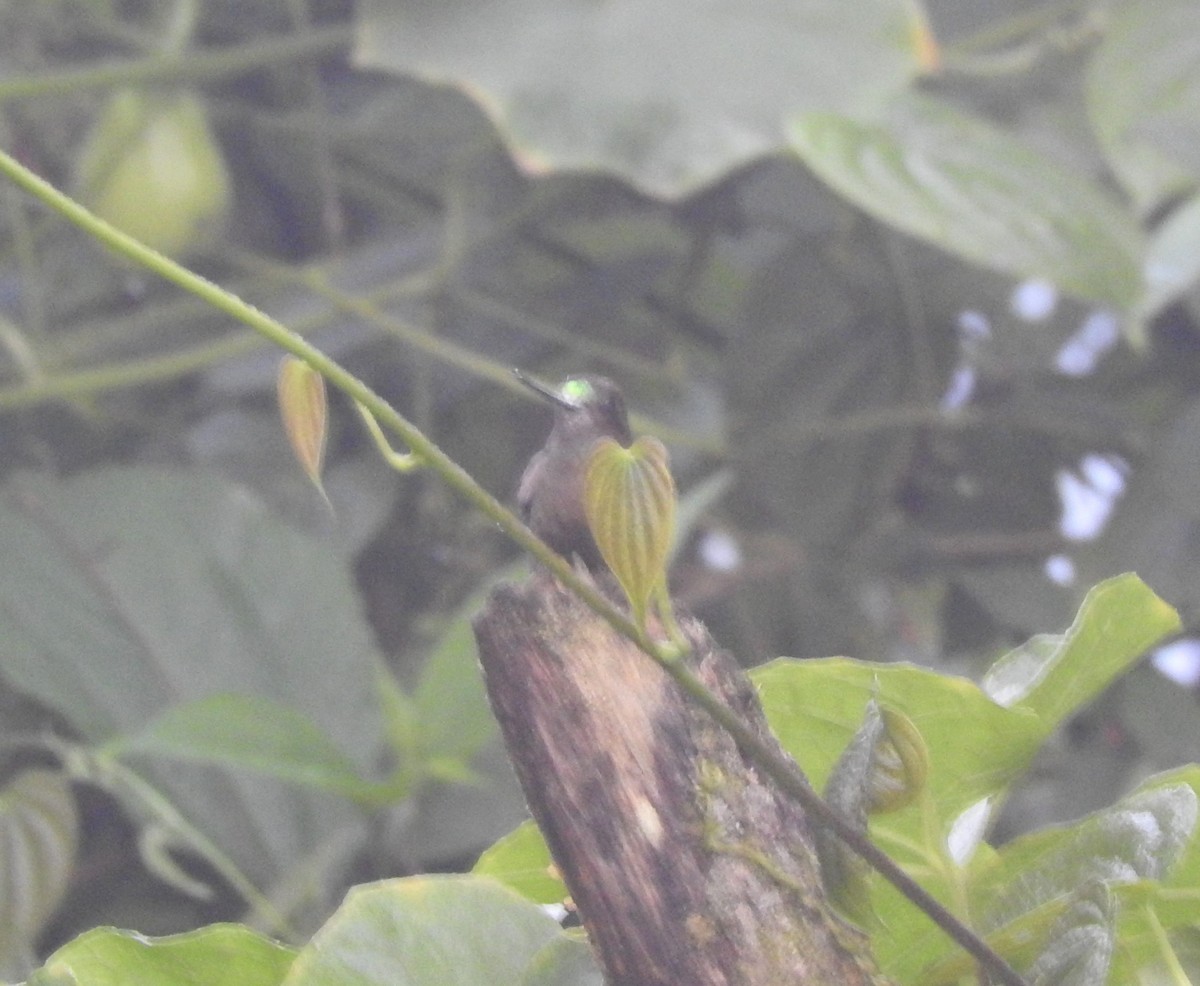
[281,876,563,986]
[520,935,604,986]
[981,573,1180,729]
[584,435,675,631]
[112,694,393,805]
[0,770,78,981]
[355,0,930,197]
[1026,882,1116,986]
[909,770,1200,985]
[1140,192,1200,320]
[788,96,1144,309]
[410,571,511,774]
[1085,0,1200,212]
[473,820,567,905]
[30,924,295,986]
[0,468,386,887]
[755,655,1043,967]
[978,782,1196,924]
[755,658,1040,828]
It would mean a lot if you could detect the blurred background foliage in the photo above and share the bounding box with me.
[0,0,1199,974]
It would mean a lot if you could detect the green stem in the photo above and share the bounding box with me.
[0,25,352,103]
[1144,904,1191,986]
[50,738,298,940]
[0,147,1026,986]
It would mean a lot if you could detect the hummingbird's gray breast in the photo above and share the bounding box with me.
[517,440,606,571]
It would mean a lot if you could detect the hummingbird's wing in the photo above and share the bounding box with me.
[516,450,545,521]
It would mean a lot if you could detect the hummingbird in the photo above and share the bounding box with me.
[516,371,633,572]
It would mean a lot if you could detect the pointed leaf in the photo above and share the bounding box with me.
[584,436,675,630]
[788,95,1144,309]
[982,573,1180,728]
[473,819,567,905]
[277,357,330,501]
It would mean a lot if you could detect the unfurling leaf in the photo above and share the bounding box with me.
[818,699,930,921]
[865,705,929,815]
[277,357,329,503]
[1028,881,1116,986]
[584,435,675,633]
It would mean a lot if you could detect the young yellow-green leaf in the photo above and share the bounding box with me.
[583,436,675,631]
[277,357,329,502]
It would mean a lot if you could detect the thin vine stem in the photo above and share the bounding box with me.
[0,25,351,103]
[0,147,1026,986]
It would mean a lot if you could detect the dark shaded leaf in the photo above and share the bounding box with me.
[0,468,386,886]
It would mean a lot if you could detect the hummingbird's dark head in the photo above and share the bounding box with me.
[517,372,633,446]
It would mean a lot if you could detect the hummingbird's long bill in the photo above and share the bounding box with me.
[514,368,576,410]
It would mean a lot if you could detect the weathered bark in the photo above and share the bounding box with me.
[472,569,894,986]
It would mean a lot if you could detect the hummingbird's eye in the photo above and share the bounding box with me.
[560,378,594,407]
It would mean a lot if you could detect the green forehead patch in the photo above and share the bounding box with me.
[561,378,595,405]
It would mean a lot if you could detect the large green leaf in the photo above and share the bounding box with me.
[354,0,930,197]
[755,658,1041,825]
[788,96,1144,309]
[929,769,1200,986]
[29,924,295,986]
[972,782,1196,934]
[0,468,386,887]
[281,876,563,986]
[0,771,77,981]
[755,574,1181,981]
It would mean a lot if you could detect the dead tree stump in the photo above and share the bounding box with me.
[472,569,893,986]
